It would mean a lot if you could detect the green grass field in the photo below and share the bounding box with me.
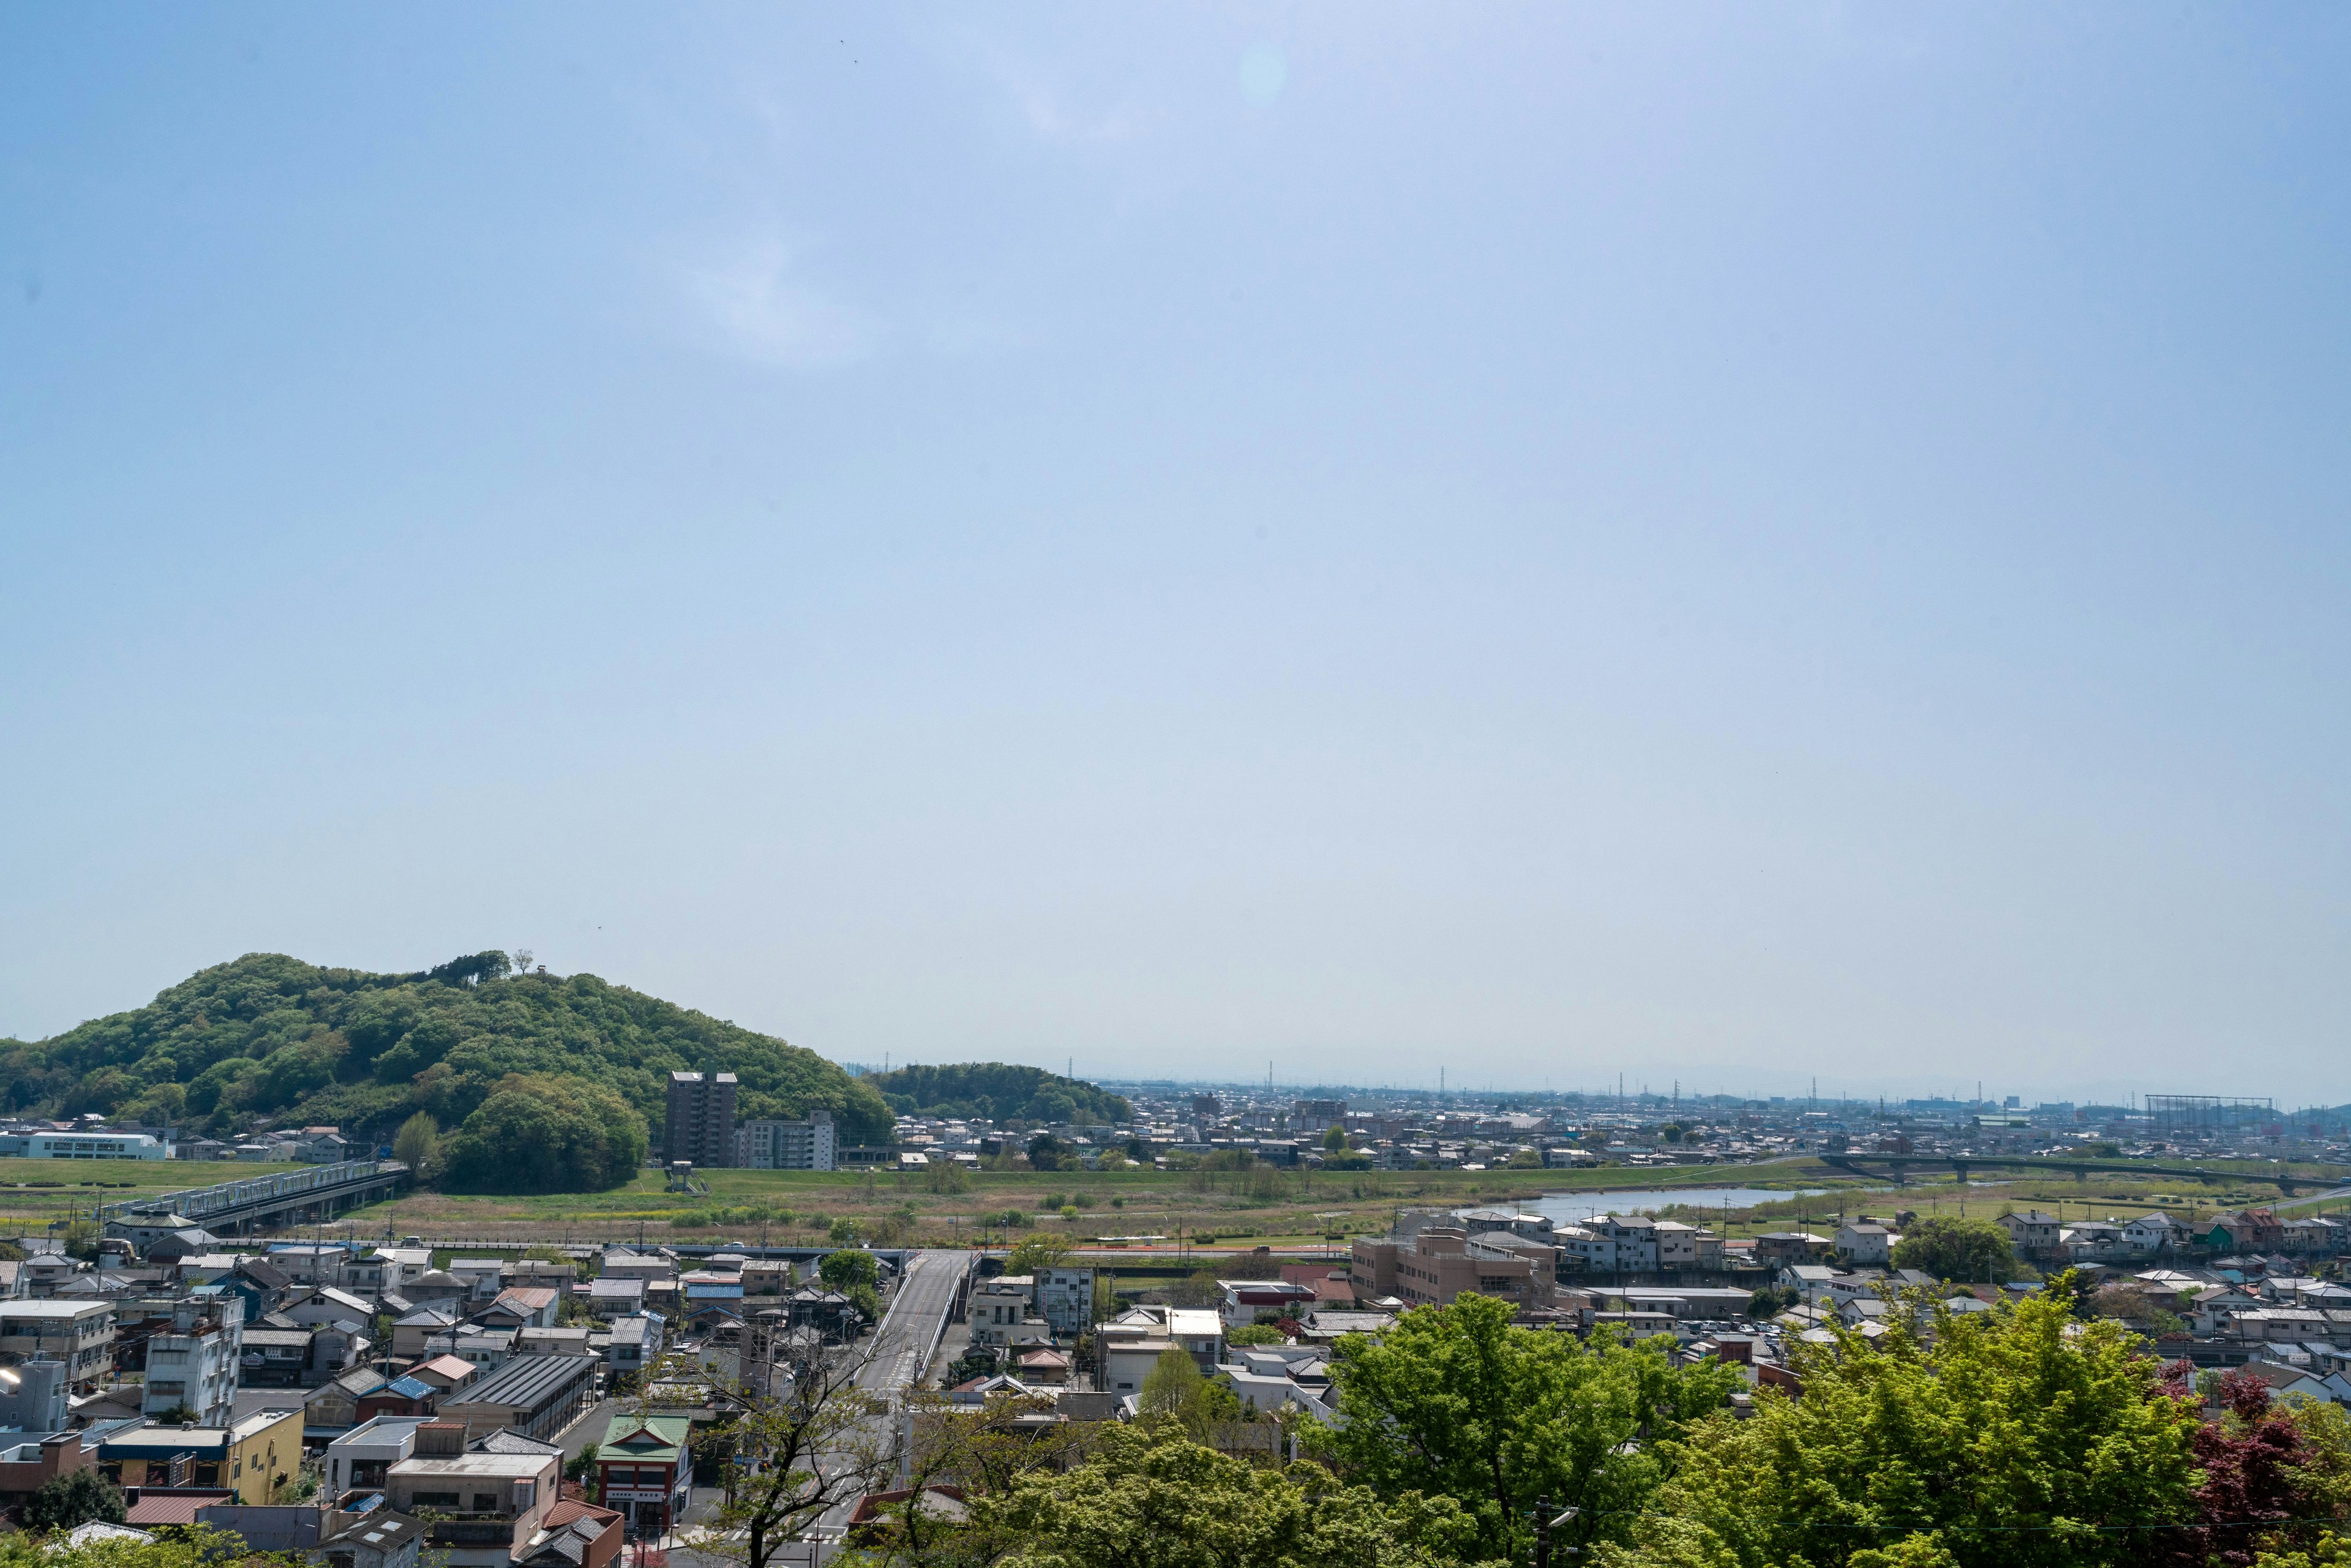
[10,1149,2337,1256]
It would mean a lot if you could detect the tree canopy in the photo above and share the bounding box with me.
[0,951,890,1147]
[1889,1215,2017,1283]
[866,1062,1131,1126]
[1313,1292,1741,1560]
[977,1425,1477,1568]
[440,1073,648,1193]
[1605,1278,2211,1568]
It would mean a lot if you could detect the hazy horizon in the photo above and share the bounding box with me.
[5,7,2348,1103]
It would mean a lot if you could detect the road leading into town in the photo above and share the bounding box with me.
[858,1248,969,1404]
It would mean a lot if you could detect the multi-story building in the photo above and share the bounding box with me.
[970,1277,1048,1349]
[1037,1266,1097,1335]
[1351,1226,1558,1310]
[326,1414,430,1496]
[1291,1099,1348,1128]
[1996,1211,2061,1258]
[0,1358,69,1431]
[141,1293,244,1426]
[0,1300,116,1390]
[735,1110,836,1171]
[96,1407,303,1504]
[664,1072,737,1168]
[1558,1215,1662,1274]
[386,1420,560,1568]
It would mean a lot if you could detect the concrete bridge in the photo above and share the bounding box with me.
[98,1159,410,1235]
[1816,1153,2342,1196]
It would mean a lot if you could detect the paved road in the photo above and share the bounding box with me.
[858,1249,967,1402]
[558,1397,617,1460]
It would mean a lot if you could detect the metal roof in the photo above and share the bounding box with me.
[437,1352,597,1414]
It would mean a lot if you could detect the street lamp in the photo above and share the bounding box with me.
[1531,1498,1580,1568]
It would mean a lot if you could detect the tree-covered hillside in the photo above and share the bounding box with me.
[0,952,891,1149]
[867,1062,1131,1125]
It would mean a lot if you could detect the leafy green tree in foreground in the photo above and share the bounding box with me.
[24,1468,126,1531]
[1311,1291,1740,1561]
[13,1526,276,1568]
[1600,1277,2203,1568]
[978,1425,1479,1568]
[1889,1215,2015,1283]
[1134,1346,1248,1441]
[438,1072,647,1193]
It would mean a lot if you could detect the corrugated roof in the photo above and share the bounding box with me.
[125,1490,234,1525]
[438,1352,596,1413]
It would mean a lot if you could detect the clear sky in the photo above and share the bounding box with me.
[4,6,2348,1105]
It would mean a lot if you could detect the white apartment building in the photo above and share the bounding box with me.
[142,1294,244,1426]
[1037,1266,1098,1335]
[0,1300,117,1389]
[735,1111,836,1171]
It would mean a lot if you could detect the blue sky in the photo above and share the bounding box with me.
[4,5,2348,1103]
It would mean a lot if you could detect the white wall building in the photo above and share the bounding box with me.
[141,1295,243,1427]
[736,1111,836,1171]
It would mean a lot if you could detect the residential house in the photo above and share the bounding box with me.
[1556,1216,1660,1274]
[405,1354,481,1400]
[358,1378,441,1423]
[517,1498,623,1568]
[969,1277,1039,1349]
[1997,1212,2061,1258]
[601,1315,658,1380]
[1218,1281,1320,1328]
[474,1289,560,1334]
[2123,1213,2188,1257]
[448,1261,509,1304]
[392,1307,463,1360]
[318,1497,429,1568]
[582,1278,645,1321]
[1835,1223,1895,1267]
[1097,1306,1224,1397]
[2062,1223,2129,1263]
[307,1368,392,1432]
[386,1423,560,1568]
[1752,1232,1834,1265]
[424,1327,516,1372]
[241,1325,316,1387]
[326,1415,430,1495]
[514,1327,594,1359]
[405,1272,471,1310]
[2205,1210,2289,1255]
[286,1286,377,1330]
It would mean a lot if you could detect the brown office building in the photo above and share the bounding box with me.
[1350,1226,1557,1311]
[664,1071,737,1168]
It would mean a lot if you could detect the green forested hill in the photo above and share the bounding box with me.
[0,952,891,1147]
[867,1061,1131,1125]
